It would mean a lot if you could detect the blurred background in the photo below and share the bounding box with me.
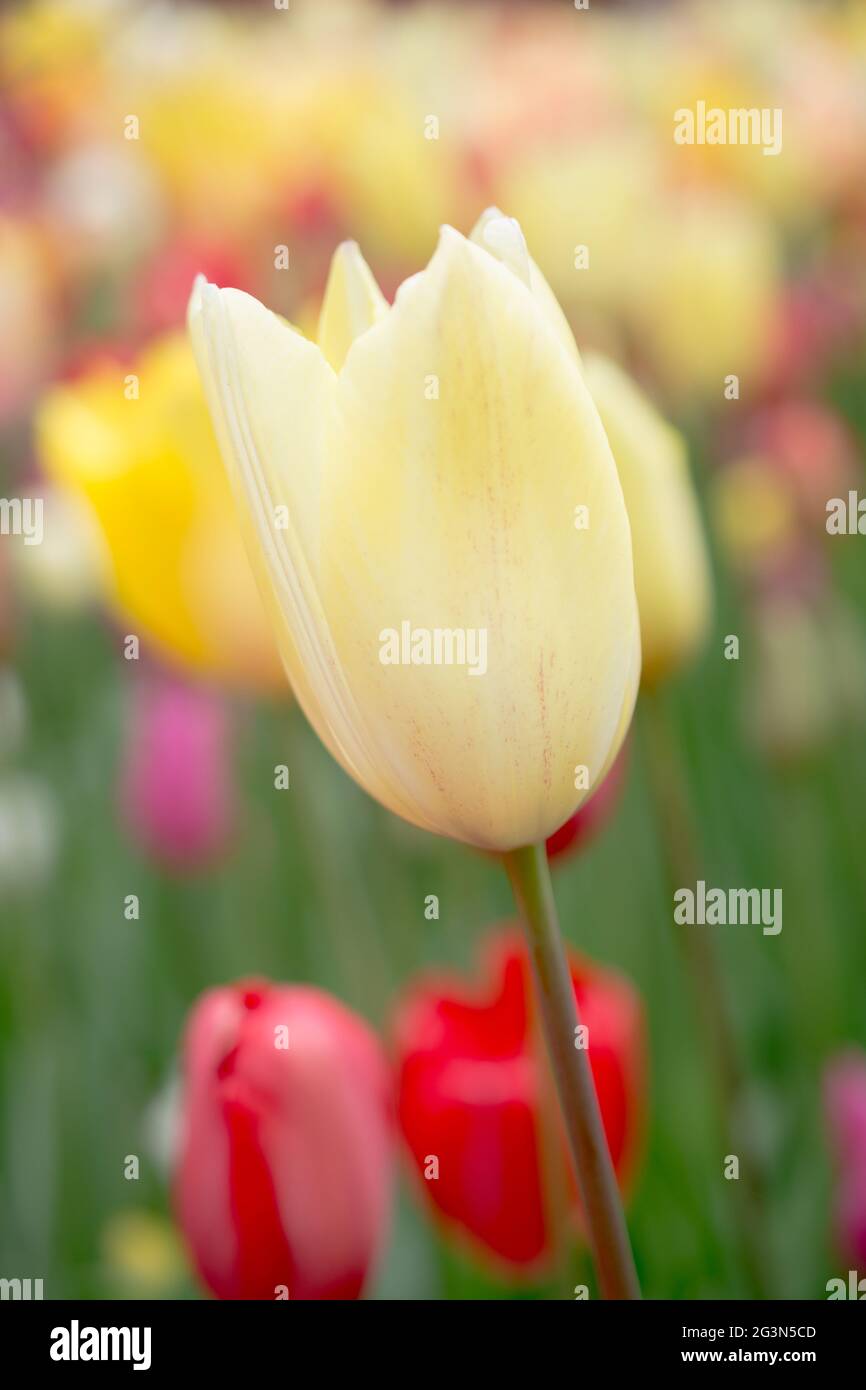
[1,0,866,1300]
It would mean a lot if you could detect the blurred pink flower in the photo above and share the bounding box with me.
[120,672,236,872]
[824,1049,866,1267]
[766,272,863,395]
[131,238,253,340]
[742,398,858,526]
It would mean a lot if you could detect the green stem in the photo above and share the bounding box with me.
[503,843,641,1300]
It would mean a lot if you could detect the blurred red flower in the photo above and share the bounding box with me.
[393,930,645,1272]
[175,979,393,1300]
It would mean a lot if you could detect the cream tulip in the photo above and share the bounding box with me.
[188,213,639,851]
[582,353,712,687]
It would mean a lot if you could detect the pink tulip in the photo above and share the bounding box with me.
[824,1050,866,1266]
[175,980,393,1300]
[120,673,235,871]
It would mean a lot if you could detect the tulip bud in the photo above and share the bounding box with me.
[175,980,393,1300]
[393,931,644,1270]
[824,1050,866,1267]
[189,212,639,850]
[583,353,712,687]
[120,673,235,872]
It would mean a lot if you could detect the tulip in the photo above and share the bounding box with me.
[188,211,639,851]
[175,979,393,1301]
[824,1050,866,1267]
[546,743,629,864]
[740,399,858,528]
[36,332,283,693]
[393,930,645,1270]
[629,191,780,403]
[120,672,235,872]
[190,209,642,1298]
[582,353,712,688]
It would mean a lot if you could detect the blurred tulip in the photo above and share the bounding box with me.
[131,238,254,340]
[711,456,800,584]
[497,133,661,326]
[824,1050,866,1267]
[766,274,864,394]
[189,211,639,851]
[175,979,392,1300]
[740,399,858,527]
[120,672,235,872]
[546,743,629,863]
[583,354,712,687]
[101,1211,187,1298]
[393,930,644,1271]
[0,0,110,151]
[36,332,284,692]
[632,192,779,402]
[117,5,306,244]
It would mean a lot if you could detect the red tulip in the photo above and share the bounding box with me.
[546,744,629,863]
[175,980,393,1300]
[393,930,645,1272]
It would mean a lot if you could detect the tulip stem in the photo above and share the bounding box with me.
[503,843,641,1300]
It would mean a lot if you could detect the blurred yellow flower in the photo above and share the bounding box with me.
[711,456,798,577]
[36,333,283,693]
[189,213,639,850]
[632,192,780,402]
[583,354,712,688]
[101,1210,187,1297]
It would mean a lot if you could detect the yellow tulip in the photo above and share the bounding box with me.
[189,212,639,851]
[582,353,712,688]
[36,333,283,693]
[630,192,779,402]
